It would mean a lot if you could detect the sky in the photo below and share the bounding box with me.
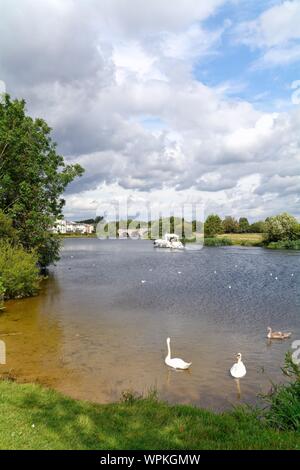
[0,0,300,221]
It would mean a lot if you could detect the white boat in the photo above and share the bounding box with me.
[153,233,184,249]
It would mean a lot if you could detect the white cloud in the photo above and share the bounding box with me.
[254,44,300,67]
[238,0,300,48]
[113,42,167,84]
[1,0,300,220]
[236,0,300,67]
[161,23,224,61]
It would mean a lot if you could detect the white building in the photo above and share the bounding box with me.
[52,220,94,235]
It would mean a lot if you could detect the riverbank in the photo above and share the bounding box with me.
[61,232,264,247]
[216,233,263,246]
[0,380,299,450]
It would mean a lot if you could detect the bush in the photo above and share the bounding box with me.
[204,237,233,247]
[0,241,40,299]
[267,240,300,250]
[264,213,299,243]
[263,352,300,431]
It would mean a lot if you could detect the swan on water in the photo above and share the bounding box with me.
[230,353,246,378]
[165,337,192,370]
[267,327,291,340]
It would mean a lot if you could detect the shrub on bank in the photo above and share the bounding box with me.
[263,352,300,431]
[0,241,40,299]
[267,240,300,250]
[240,240,263,247]
[204,237,233,247]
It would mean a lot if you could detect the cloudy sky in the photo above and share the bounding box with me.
[0,0,300,221]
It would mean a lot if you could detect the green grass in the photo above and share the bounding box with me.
[61,233,96,238]
[204,237,233,247]
[266,240,300,250]
[217,233,263,246]
[0,380,299,450]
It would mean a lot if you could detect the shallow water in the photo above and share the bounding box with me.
[1,239,299,410]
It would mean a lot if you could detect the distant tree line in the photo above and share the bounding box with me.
[204,215,265,237]
[98,213,300,248]
[204,212,300,246]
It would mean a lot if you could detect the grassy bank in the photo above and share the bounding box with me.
[217,233,263,246]
[266,240,300,250]
[61,233,96,238]
[0,380,299,450]
[204,237,232,247]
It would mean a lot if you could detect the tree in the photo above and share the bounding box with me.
[222,216,239,233]
[264,213,299,243]
[238,217,250,233]
[170,216,175,234]
[204,214,222,237]
[0,94,84,266]
[249,221,265,233]
[0,209,18,242]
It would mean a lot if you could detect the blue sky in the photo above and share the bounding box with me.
[194,1,300,111]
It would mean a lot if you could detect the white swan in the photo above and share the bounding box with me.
[165,337,192,370]
[230,353,246,378]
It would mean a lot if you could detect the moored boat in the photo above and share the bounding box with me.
[153,233,184,249]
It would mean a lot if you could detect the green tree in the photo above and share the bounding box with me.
[264,213,299,243]
[238,217,250,233]
[0,209,18,242]
[204,214,222,237]
[0,94,84,266]
[249,221,265,233]
[222,216,239,233]
[170,216,175,234]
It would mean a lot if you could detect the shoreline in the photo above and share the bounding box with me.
[0,379,299,450]
[61,235,300,250]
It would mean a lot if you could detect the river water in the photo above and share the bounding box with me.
[1,238,299,410]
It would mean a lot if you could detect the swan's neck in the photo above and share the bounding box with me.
[167,341,171,359]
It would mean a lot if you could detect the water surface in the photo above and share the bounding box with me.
[1,239,299,410]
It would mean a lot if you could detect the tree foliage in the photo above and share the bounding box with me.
[222,216,239,233]
[0,240,40,299]
[204,214,223,237]
[238,217,250,233]
[264,213,299,243]
[0,94,84,266]
[248,221,265,233]
[0,209,18,242]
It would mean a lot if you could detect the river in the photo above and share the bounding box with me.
[1,238,299,410]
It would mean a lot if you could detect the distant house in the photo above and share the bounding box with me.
[52,220,94,235]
